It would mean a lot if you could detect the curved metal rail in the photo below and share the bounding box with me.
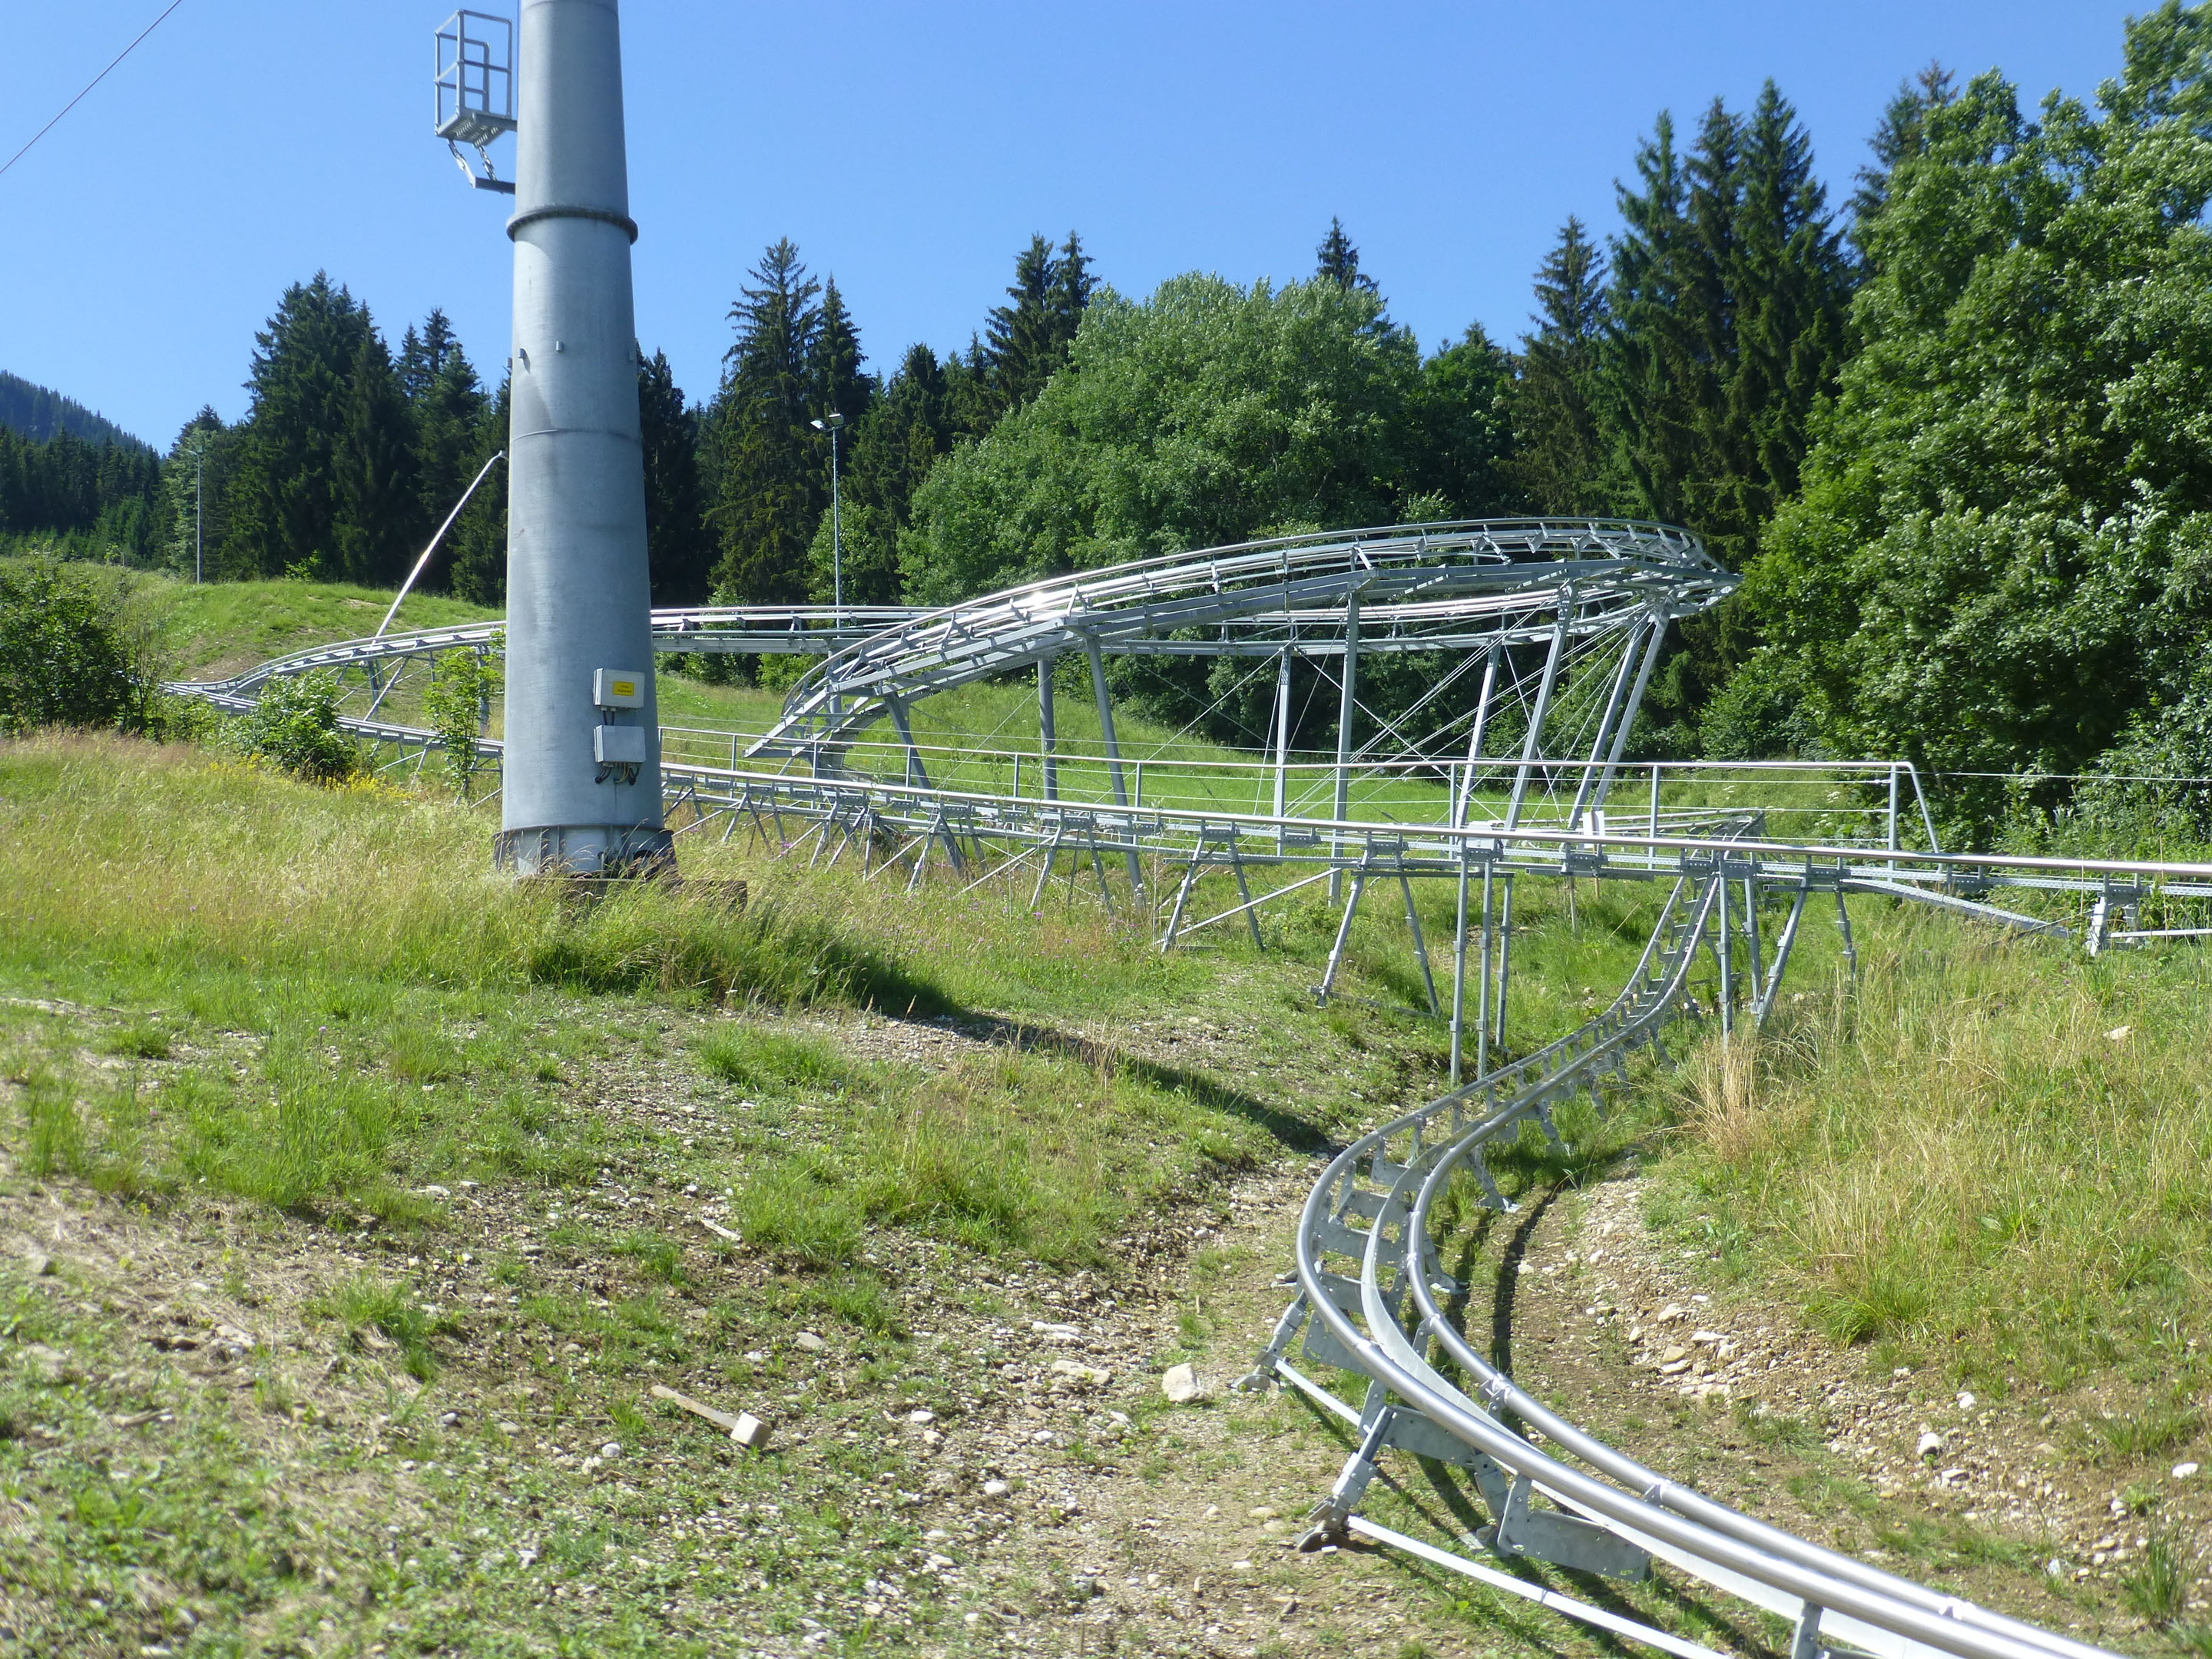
[748,518,1734,759]
[166,606,926,703]
[1252,843,2120,1659]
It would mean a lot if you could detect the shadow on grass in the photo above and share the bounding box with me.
[926,1010,1336,1156]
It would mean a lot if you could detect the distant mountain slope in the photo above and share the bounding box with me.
[0,370,153,452]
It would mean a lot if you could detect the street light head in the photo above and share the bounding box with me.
[812,411,846,432]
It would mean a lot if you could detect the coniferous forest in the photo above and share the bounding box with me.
[9,4,2212,819]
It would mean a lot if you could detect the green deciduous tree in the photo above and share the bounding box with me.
[422,647,503,800]
[240,669,360,783]
[1747,1,2212,829]
[902,271,1425,604]
[0,558,160,733]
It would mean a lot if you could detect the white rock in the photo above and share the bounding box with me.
[982,1479,1012,1498]
[733,1412,769,1451]
[2175,1462,2200,1479]
[1957,1390,1975,1409]
[415,1184,452,1199]
[1161,1363,1203,1403]
[795,1331,826,1353]
[1656,1303,1684,1323]
[908,1409,935,1426]
[2107,1025,2132,1041]
[600,1442,621,1459]
[1031,1320,1081,1339]
[1916,1431,1945,1459]
[1031,1429,1054,1444]
[1690,1330,1726,1344]
[1050,1359,1111,1387]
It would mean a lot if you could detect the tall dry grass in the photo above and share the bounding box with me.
[1667,909,2212,1388]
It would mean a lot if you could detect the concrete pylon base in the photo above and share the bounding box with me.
[492,823,676,878]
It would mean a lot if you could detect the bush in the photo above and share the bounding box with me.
[1701,648,1823,760]
[2063,661,2212,852]
[240,670,360,782]
[421,647,502,799]
[0,557,161,735]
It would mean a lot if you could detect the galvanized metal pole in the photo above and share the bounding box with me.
[1492,872,1514,1051]
[1271,646,1293,852]
[1505,599,1571,831]
[1475,858,1494,1077]
[1455,637,1500,829]
[1449,841,1470,1086]
[1330,591,1361,903]
[1565,621,1644,832]
[495,0,668,876]
[1716,868,1734,1038]
[1887,766,1901,874]
[1649,763,1662,870]
[1585,609,1668,822]
[1038,656,1058,801]
[1084,637,1144,892]
[829,422,842,621]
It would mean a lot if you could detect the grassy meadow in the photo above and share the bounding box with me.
[5,571,2210,1652]
[1657,919,2212,1416]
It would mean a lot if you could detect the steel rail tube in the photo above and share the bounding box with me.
[1285,876,2118,1659]
[664,763,2212,887]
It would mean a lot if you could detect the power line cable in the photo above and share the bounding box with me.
[0,1,187,184]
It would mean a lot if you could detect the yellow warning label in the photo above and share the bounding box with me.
[611,680,635,697]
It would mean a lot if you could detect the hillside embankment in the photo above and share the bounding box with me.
[0,733,2207,1657]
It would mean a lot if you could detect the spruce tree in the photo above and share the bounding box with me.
[1601,84,1855,743]
[224,273,378,578]
[711,239,826,602]
[1510,218,1611,513]
[331,329,422,586]
[161,408,231,577]
[638,347,711,606]
[402,310,489,584]
[445,371,511,604]
[1315,217,1379,294]
[983,232,1094,411]
[1848,64,1957,260]
[811,276,872,429]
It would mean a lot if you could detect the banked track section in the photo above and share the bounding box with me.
[1243,846,2120,1659]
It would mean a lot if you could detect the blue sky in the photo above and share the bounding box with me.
[0,1,2150,449]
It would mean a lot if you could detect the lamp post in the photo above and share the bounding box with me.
[811,410,846,623]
